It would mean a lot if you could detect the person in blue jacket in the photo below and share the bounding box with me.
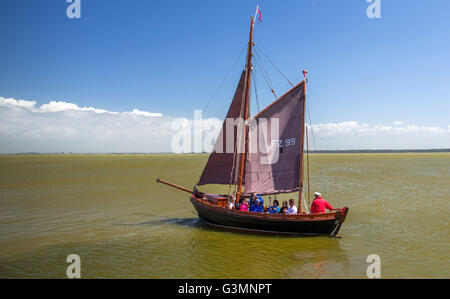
[249,198,264,213]
[267,199,280,214]
[250,192,264,206]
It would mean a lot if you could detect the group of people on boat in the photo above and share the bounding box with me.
[227,192,334,214]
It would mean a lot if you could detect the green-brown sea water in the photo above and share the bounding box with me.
[0,153,448,278]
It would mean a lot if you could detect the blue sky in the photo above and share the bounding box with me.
[0,0,449,152]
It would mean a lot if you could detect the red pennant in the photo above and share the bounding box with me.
[303,69,308,78]
[256,6,262,23]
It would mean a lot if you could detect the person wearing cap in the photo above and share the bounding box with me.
[310,192,334,213]
[249,197,264,213]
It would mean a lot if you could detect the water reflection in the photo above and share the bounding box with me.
[286,242,350,278]
[110,215,351,278]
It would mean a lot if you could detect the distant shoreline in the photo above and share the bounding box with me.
[2,149,449,155]
[307,149,450,153]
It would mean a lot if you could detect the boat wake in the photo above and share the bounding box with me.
[113,217,200,228]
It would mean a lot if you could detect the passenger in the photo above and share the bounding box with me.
[227,195,235,210]
[250,192,264,206]
[267,199,280,214]
[286,199,298,214]
[239,198,250,212]
[310,192,334,213]
[249,198,264,213]
[279,200,288,214]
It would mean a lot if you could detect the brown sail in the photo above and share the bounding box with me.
[244,81,306,195]
[197,71,247,186]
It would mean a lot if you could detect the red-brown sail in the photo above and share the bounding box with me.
[244,81,306,195]
[197,71,247,186]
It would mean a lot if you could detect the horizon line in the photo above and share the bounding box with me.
[1,148,449,155]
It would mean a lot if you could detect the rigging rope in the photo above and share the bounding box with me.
[255,44,294,87]
[254,49,278,98]
[304,79,322,206]
[159,183,197,216]
[306,89,319,152]
[201,45,247,114]
[159,157,174,181]
[160,46,247,186]
[302,192,310,213]
[308,114,319,152]
[251,68,261,112]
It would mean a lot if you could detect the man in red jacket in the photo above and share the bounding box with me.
[310,192,334,213]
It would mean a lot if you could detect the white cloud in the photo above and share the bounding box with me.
[128,109,162,117]
[0,96,449,153]
[0,97,160,116]
[0,96,221,153]
[0,97,37,109]
[39,101,112,114]
[308,121,450,150]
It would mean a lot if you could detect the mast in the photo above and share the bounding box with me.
[306,124,311,208]
[298,80,307,213]
[236,16,255,203]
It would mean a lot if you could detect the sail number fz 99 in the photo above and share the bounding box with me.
[272,138,296,148]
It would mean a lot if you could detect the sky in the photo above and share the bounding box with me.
[0,0,449,153]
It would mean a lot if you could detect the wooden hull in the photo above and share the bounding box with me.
[190,196,349,237]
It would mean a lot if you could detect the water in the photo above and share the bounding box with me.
[0,153,448,278]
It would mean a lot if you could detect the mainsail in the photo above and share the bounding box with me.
[197,71,247,186]
[244,81,306,195]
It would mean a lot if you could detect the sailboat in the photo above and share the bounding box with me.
[157,16,349,237]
